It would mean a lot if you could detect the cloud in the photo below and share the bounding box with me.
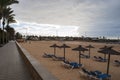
[76,0,120,37]
[12,21,79,36]
[10,0,120,38]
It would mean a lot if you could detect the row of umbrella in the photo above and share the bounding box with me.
[50,44,70,61]
[50,44,94,63]
[50,43,120,75]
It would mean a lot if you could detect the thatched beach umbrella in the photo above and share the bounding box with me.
[59,44,70,61]
[98,46,120,75]
[86,45,94,58]
[72,45,88,64]
[50,44,60,56]
[99,46,110,59]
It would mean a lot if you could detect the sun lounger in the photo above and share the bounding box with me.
[69,62,84,69]
[98,56,107,62]
[95,73,111,80]
[80,54,89,58]
[79,69,88,77]
[61,61,71,69]
[79,68,111,80]
[42,53,55,58]
[79,68,93,79]
[52,55,64,61]
[93,56,107,62]
[113,60,120,66]
[93,70,102,75]
[93,56,100,61]
[61,61,84,69]
[114,60,120,64]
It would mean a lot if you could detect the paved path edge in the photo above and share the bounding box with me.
[16,41,59,80]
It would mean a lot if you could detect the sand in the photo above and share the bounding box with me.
[19,41,120,80]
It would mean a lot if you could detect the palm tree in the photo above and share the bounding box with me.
[0,2,2,44]
[0,0,18,25]
[7,14,16,26]
[6,26,15,40]
[2,7,14,43]
[3,7,16,42]
[0,0,19,44]
[6,15,16,41]
[0,28,2,44]
[15,32,22,39]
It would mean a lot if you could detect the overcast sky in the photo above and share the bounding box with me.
[11,0,120,38]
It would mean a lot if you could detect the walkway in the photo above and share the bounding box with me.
[0,41,33,80]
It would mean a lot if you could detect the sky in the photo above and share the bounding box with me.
[11,0,120,39]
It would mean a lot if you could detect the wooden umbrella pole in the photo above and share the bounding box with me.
[107,52,110,75]
[54,47,56,56]
[64,48,65,60]
[79,51,81,64]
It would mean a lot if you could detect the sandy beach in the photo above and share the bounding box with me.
[19,41,120,80]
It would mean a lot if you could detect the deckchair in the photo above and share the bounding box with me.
[90,70,111,80]
[42,52,55,58]
[93,56,107,62]
[93,56,100,61]
[69,62,84,69]
[98,56,107,62]
[79,68,93,78]
[61,61,84,69]
[95,73,111,80]
[113,60,120,66]
[52,55,64,61]
[79,68,111,80]
[80,54,89,58]
[61,61,71,69]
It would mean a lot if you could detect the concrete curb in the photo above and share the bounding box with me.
[16,41,58,80]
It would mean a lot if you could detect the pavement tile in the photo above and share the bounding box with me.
[0,41,33,80]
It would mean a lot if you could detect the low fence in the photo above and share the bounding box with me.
[16,41,58,80]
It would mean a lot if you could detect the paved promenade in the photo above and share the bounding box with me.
[0,41,33,80]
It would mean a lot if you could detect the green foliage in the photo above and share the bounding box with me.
[15,32,22,39]
[0,0,19,44]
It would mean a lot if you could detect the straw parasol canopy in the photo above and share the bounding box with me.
[86,44,94,58]
[99,45,112,59]
[98,46,120,75]
[72,45,88,64]
[50,44,60,56]
[59,44,70,61]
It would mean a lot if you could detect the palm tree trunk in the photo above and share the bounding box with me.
[0,31,1,44]
[0,20,1,44]
[2,19,5,44]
